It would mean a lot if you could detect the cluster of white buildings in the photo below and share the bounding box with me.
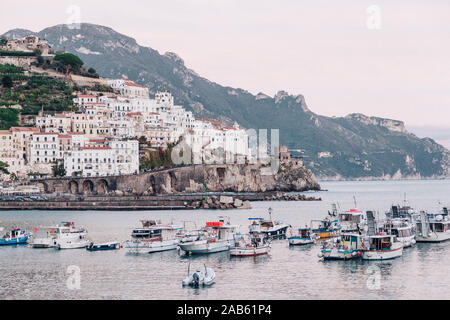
[0,78,249,180]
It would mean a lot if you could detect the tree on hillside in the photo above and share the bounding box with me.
[1,75,13,88]
[88,67,96,74]
[53,53,84,76]
[0,161,10,175]
[52,159,66,177]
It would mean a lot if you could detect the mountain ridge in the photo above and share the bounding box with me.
[2,23,449,179]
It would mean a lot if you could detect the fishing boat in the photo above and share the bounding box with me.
[124,219,183,254]
[182,264,215,287]
[230,233,271,257]
[414,208,450,243]
[360,210,403,260]
[248,207,290,239]
[361,234,403,260]
[319,233,363,260]
[288,227,318,245]
[381,218,416,247]
[86,241,120,251]
[385,194,418,220]
[311,217,341,239]
[0,227,31,246]
[30,222,87,249]
[336,206,366,233]
[178,217,237,254]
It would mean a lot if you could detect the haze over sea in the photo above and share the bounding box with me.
[0,179,449,300]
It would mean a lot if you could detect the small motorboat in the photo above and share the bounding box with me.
[288,227,318,245]
[124,219,183,254]
[0,227,31,246]
[319,233,363,260]
[230,233,271,257]
[182,264,216,287]
[248,208,290,239]
[86,241,120,251]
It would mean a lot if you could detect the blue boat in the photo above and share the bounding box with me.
[0,228,31,246]
[86,241,120,251]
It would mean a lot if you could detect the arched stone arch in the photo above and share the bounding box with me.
[82,180,94,195]
[96,179,109,195]
[69,180,79,194]
[36,182,48,193]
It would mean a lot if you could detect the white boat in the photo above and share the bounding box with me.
[288,227,318,245]
[414,209,450,243]
[361,234,403,260]
[230,233,271,257]
[182,264,215,287]
[30,222,87,249]
[319,233,364,260]
[178,217,237,254]
[55,236,90,250]
[382,218,416,247]
[124,219,183,254]
[336,205,366,233]
[248,207,290,239]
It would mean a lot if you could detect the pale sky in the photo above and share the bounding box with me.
[1,0,449,134]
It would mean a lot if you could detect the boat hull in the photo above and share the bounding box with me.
[55,239,90,250]
[312,228,341,239]
[125,239,178,253]
[288,237,315,245]
[230,245,270,257]
[179,240,232,254]
[362,245,403,260]
[0,236,29,245]
[415,232,450,243]
[321,248,362,260]
[86,242,120,251]
[250,225,289,239]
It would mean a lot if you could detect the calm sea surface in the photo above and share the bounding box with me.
[0,179,449,300]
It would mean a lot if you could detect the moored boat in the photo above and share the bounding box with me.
[361,233,403,260]
[414,209,450,243]
[182,264,215,287]
[0,227,31,246]
[30,222,87,249]
[319,233,363,260]
[124,219,183,254]
[311,217,341,239]
[382,218,416,247]
[288,227,318,245]
[178,217,237,254]
[86,241,120,251]
[248,207,290,239]
[230,233,271,257]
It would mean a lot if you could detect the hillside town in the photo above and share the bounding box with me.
[0,36,250,181]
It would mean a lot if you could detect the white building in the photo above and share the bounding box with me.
[64,139,139,177]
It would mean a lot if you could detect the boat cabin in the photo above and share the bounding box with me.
[297,228,313,239]
[365,234,396,251]
[339,209,363,223]
[339,233,363,251]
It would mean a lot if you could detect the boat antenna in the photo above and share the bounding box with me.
[353,195,358,209]
[268,207,273,221]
